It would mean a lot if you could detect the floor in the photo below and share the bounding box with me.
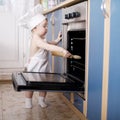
[0,83,80,120]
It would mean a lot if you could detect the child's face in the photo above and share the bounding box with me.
[35,19,48,38]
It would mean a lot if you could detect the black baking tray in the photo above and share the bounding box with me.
[12,72,84,92]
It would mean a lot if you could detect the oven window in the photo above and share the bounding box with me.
[67,30,86,82]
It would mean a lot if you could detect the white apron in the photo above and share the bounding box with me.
[27,49,50,72]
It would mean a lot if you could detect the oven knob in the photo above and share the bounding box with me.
[69,13,74,19]
[72,12,77,18]
[74,12,81,18]
[65,14,69,19]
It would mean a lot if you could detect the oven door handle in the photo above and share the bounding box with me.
[101,0,109,18]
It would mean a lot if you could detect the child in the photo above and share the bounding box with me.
[19,4,72,108]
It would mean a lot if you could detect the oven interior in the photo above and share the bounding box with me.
[67,30,85,82]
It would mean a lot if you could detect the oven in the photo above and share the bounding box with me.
[12,1,87,99]
[62,1,87,98]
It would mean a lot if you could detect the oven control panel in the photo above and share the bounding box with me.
[65,12,80,19]
[62,1,87,23]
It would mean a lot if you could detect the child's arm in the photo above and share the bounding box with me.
[47,32,62,45]
[36,38,71,58]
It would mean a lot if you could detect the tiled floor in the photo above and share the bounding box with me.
[0,83,80,120]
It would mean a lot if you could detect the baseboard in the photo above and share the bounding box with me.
[58,93,87,120]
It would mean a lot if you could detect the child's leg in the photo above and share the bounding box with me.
[38,91,47,108]
[25,91,33,108]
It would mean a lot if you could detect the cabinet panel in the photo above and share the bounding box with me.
[87,0,104,120]
[46,10,63,73]
[63,92,71,101]
[46,13,53,71]
[0,13,24,68]
[74,93,83,112]
[46,13,53,41]
[107,0,120,119]
[54,9,63,73]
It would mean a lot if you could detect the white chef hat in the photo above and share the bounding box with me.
[18,4,46,30]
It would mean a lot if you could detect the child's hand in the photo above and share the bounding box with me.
[57,31,62,43]
[63,50,72,58]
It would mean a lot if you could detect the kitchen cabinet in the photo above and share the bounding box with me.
[46,9,63,73]
[88,0,120,120]
[0,12,24,80]
[46,13,53,71]
[74,93,83,112]
[107,0,120,119]
[87,0,104,120]
[53,9,63,73]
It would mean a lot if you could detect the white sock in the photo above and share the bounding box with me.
[25,98,32,108]
[38,96,47,108]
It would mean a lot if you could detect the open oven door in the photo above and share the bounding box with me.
[12,72,84,92]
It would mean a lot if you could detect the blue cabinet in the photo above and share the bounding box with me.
[46,13,53,71]
[53,9,63,73]
[88,0,120,120]
[107,0,120,119]
[46,13,52,41]
[74,93,83,112]
[87,0,104,120]
[46,10,63,73]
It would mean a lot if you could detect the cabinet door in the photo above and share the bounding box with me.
[74,93,83,112]
[54,9,62,73]
[0,13,24,68]
[107,0,120,119]
[87,0,104,120]
[46,13,53,71]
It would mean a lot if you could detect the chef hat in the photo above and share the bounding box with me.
[18,4,46,30]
